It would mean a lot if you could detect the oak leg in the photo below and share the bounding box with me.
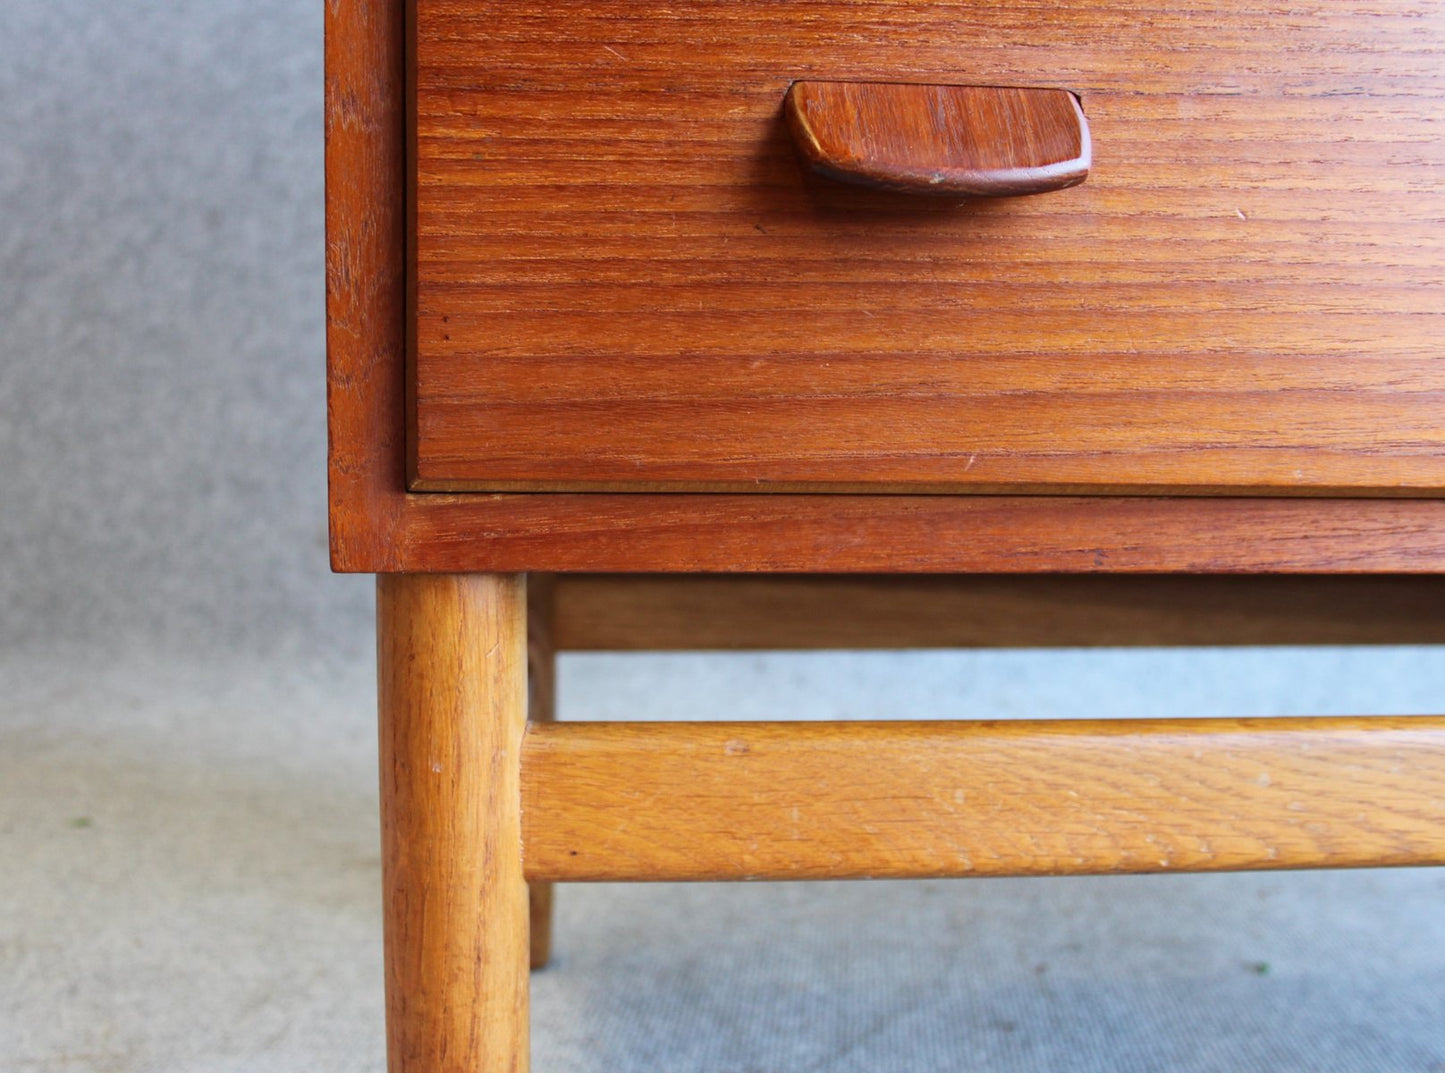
[378,574,529,1073]
[526,575,557,970]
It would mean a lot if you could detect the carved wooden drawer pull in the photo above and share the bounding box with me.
[785,81,1091,196]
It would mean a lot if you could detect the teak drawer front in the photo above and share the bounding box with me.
[410,0,1445,495]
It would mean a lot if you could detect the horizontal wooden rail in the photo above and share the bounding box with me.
[550,575,1445,650]
[522,718,1445,882]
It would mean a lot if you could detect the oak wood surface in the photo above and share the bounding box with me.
[411,0,1445,494]
[550,574,1445,650]
[785,82,1091,196]
[521,718,1445,882]
[378,574,529,1073]
[327,0,1445,573]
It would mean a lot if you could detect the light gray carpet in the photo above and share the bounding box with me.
[4,644,1445,1072]
[2,2,1443,1070]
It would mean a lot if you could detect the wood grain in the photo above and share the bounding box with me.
[373,494,1445,574]
[525,575,555,972]
[327,0,1445,573]
[410,0,1445,494]
[785,82,1090,196]
[521,718,1445,882]
[378,574,529,1073]
[550,574,1445,650]
[326,0,407,571]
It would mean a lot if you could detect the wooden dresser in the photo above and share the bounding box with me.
[326,0,1445,1068]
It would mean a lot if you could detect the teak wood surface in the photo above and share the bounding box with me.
[522,718,1445,882]
[784,82,1091,197]
[410,0,1445,495]
[327,0,1445,573]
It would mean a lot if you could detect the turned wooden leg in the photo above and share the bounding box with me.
[526,575,556,970]
[378,574,529,1073]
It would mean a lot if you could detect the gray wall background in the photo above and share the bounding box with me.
[2,0,369,658]
[2,4,1442,1072]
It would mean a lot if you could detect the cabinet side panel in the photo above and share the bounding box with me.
[326,0,408,571]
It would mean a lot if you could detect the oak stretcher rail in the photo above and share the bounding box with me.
[548,574,1445,650]
[521,718,1445,883]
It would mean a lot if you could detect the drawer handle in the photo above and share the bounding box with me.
[784,81,1090,197]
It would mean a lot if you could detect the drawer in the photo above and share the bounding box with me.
[409,0,1445,495]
